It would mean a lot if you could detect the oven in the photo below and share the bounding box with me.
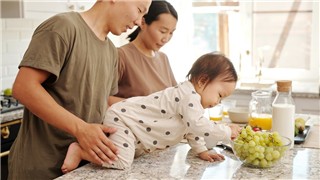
[1,95,23,180]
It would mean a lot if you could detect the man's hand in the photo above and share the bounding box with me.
[75,123,119,165]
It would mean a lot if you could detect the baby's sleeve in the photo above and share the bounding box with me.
[178,96,232,152]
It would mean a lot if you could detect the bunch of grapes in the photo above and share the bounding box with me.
[233,125,289,168]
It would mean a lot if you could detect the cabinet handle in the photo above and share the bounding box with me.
[0,151,10,157]
[1,126,10,139]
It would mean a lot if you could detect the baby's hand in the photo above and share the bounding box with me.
[198,151,225,162]
[229,124,241,140]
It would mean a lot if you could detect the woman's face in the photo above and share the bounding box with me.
[140,13,177,51]
[110,0,152,35]
[196,78,236,109]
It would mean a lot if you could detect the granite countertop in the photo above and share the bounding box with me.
[0,109,23,124]
[55,144,319,180]
[56,116,320,180]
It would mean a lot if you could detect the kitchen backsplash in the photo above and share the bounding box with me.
[1,18,44,90]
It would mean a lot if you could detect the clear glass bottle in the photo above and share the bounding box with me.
[249,90,273,130]
[272,80,295,148]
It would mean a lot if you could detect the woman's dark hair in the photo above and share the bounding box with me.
[186,52,238,88]
[127,0,178,42]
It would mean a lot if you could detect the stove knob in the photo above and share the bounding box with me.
[1,126,10,139]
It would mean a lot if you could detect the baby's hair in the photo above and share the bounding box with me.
[186,52,238,88]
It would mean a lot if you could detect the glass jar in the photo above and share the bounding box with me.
[272,80,295,148]
[249,90,273,130]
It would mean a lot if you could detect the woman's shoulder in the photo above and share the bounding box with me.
[118,43,135,52]
[118,43,146,63]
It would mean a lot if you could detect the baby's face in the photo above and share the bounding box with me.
[198,79,236,109]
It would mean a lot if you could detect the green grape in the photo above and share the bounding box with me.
[265,147,273,153]
[272,150,280,159]
[237,140,244,144]
[262,132,268,138]
[233,125,287,168]
[245,156,253,163]
[267,161,273,167]
[258,153,264,160]
[245,125,252,131]
[260,159,268,167]
[249,147,255,153]
[247,155,255,162]
[252,159,260,166]
[254,146,260,152]
[253,135,260,143]
[249,140,256,147]
[241,131,247,138]
[265,153,273,161]
[243,143,249,150]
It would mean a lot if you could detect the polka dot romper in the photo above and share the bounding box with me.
[102,81,231,169]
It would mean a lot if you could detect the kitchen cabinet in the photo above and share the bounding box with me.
[1,119,22,180]
[23,0,95,19]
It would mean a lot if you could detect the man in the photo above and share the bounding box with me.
[8,0,152,179]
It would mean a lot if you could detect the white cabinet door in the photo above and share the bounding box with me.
[23,0,95,19]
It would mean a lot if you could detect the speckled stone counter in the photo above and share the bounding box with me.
[55,143,319,180]
[0,109,23,124]
[56,116,320,180]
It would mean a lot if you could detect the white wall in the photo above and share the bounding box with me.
[1,18,43,91]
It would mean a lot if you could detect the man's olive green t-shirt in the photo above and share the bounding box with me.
[8,12,118,179]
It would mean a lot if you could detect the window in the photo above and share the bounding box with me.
[238,1,319,85]
[164,0,319,90]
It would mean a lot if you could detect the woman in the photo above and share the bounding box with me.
[108,0,178,105]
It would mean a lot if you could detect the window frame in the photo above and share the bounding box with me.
[192,1,319,84]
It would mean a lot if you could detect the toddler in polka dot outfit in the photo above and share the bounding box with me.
[62,52,241,172]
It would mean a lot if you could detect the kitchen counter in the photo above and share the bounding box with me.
[56,115,320,180]
[0,109,23,124]
[56,144,319,180]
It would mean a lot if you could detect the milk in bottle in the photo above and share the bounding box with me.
[272,80,295,149]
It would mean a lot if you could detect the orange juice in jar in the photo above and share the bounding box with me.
[249,114,272,130]
[249,90,273,130]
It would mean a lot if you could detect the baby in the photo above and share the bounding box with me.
[62,52,241,172]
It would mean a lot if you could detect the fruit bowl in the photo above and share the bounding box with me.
[231,126,291,168]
